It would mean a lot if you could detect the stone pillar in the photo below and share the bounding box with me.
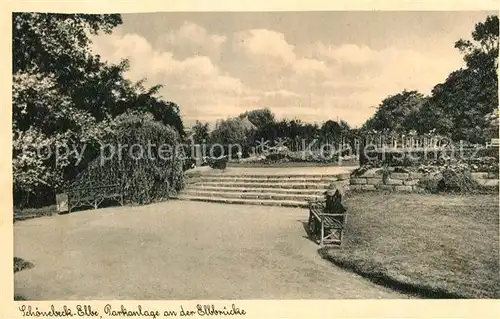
[194,144,202,166]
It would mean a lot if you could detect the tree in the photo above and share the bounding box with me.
[210,117,253,157]
[362,90,428,133]
[455,15,499,75]
[191,121,210,144]
[421,15,499,143]
[12,13,185,207]
[129,83,184,135]
[13,13,184,133]
[13,13,122,74]
[242,108,276,129]
[320,120,342,143]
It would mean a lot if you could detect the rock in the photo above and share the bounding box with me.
[394,185,413,192]
[390,173,410,179]
[366,178,383,185]
[403,179,419,186]
[350,178,367,185]
[385,178,403,185]
[360,185,376,191]
[378,185,395,191]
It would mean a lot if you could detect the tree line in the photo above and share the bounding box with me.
[190,108,356,157]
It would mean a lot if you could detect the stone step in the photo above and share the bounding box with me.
[187,185,328,195]
[182,189,324,201]
[476,179,499,187]
[194,176,340,183]
[194,181,331,189]
[173,195,310,208]
[189,173,350,179]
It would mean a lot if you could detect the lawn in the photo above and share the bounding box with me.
[320,192,500,298]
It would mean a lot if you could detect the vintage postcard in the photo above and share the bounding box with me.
[3,1,500,318]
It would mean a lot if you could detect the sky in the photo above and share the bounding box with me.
[90,11,495,128]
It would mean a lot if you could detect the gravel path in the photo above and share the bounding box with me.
[14,201,407,299]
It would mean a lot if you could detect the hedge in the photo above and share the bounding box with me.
[69,112,185,205]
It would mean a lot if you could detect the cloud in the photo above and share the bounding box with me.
[92,32,243,93]
[156,21,227,58]
[91,23,465,129]
[294,58,329,76]
[264,90,301,98]
[236,29,296,63]
[91,31,251,126]
[235,29,328,78]
[315,43,375,65]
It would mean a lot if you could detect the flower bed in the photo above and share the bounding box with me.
[351,164,498,194]
[361,148,498,173]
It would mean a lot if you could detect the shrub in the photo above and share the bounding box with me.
[416,174,442,193]
[439,169,481,193]
[208,156,228,169]
[264,153,290,163]
[466,156,499,173]
[68,112,185,205]
[14,257,34,273]
[418,168,495,194]
[476,147,499,158]
[183,158,196,171]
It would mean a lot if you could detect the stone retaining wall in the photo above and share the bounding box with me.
[349,170,499,192]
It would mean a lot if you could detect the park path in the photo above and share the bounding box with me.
[14,200,407,299]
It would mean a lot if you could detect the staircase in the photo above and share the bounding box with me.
[174,173,350,208]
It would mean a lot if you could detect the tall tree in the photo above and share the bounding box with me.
[423,15,499,143]
[362,90,427,133]
[210,117,253,157]
[191,121,210,144]
[320,120,342,143]
[12,13,185,206]
[242,108,276,129]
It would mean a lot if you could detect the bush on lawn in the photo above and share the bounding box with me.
[466,156,499,173]
[264,153,290,163]
[361,148,498,173]
[418,168,496,194]
[14,257,34,273]
[476,147,499,158]
[69,112,185,205]
[208,156,228,169]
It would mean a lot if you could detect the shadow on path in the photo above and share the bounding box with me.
[297,219,318,245]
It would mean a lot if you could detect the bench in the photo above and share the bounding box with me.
[307,189,348,246]
[67,184,123,212]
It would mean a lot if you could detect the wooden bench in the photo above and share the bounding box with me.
[67,184,123,212]
[307,189,348,246]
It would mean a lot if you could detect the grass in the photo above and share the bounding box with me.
[320,192,500,298]
[14,204,57,221]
